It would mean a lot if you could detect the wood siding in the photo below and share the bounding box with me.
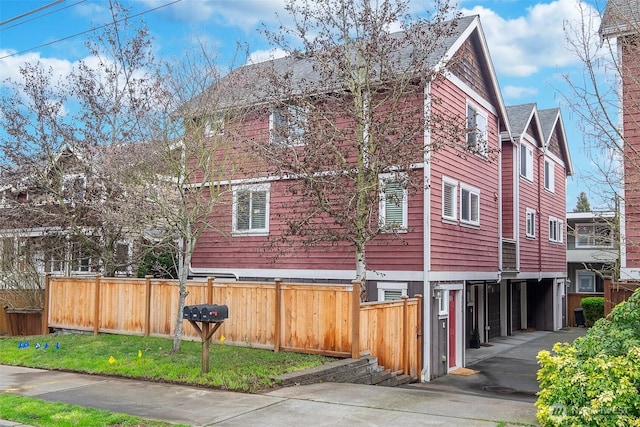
[429,78,500,272]
[623,39,640,270]
[502,143,515,239]
[46,276,422,377]
[518,132,567,273]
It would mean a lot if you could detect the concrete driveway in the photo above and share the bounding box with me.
[410,327,587,403]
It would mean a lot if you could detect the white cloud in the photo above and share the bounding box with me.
[462,0,601,77]
[137,0,287,28]
[0,50,74,88]
[502,85,538,99]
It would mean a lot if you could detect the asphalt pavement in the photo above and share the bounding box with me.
[0,327,587,427]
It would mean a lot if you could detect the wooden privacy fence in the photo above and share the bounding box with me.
[47,276,423,378]
[604,279,640,316]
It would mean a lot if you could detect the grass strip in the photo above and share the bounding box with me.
[0,333,333,392]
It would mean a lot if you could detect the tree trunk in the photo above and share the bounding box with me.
[171,230,192,353]
[355,242,367,302]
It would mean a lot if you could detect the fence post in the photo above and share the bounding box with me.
[144,275,152,337]
[415,294,423,377]
[93,275,101,336]
[42,274,50,335]
[274,278,282,352]
[402,295,410,375]
[351,281,361,359]
[604,278,612,316]
[207,277,215,305]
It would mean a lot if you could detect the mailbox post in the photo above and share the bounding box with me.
[183,304,229,373]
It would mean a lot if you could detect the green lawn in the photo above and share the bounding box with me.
[0,333,333,392]
[0,332,333,426]
[0,393,188,427]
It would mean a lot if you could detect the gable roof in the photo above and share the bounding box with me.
[504,103,573,176]
[600,0,640,39]
[505,103,538,140]
[183,15,489,116]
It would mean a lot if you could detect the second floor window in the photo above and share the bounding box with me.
[379,174,407,231]
[442,178,458,221]
[549,217,563,243]
[575,224,614,248]
[460,185,480,226]
[526,208,536,238]
[466,103,488,156]
[62,174,86,202]
[270,104,306,146]
[204,116,224,137]
[520,144,533,181]
[544,158,555,192]
[233,184,270,235]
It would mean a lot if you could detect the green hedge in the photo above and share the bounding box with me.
[536,289,640,426]
[581,296,605,326]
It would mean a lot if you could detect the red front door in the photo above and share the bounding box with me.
[448,291,456,368]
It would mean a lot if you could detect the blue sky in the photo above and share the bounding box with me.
[0,0,610,210]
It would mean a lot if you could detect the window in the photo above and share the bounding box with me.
[442,177,458,221]
[377,282,408,301]
[270,104,306,145]
[379,174,407,231]
[232,184,270,235]
[520,144,533,181]
[466,103,488,156]
[549,217,563,243]
[62,174,86,202]
[577,271,596,293]
[204,116,224,137]
[71,242,90,273]
[114,242,132,274]
[544,158,555,192]
[460,184,480,226]
[575,224,614,248]
[526,208,536,238]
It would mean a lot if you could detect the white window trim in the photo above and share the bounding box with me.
[379,173,408,232]
[576,270,596,293]
[442,176,458,222]
[520,143,534,182]
[376,282,408,301]
[232,183,270,236]
[466,101,488,157]
[544,158,555,193]
[460,183,480,226]
[204,116,224,137]
[269,104,306,146]
[526,208,536,238]
[549,216,563,243]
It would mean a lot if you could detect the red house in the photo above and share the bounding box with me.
[600,0,640,280]
[185,15,572,379]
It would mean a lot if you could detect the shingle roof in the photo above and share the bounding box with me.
[182,15,479,116]
[600,0,640,39]
[538,108,560,143]
[505,103,536,137]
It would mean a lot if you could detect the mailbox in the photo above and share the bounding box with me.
[183,304,228,322]
[200,304,228,322]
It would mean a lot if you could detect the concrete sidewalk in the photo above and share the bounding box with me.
[1,364,536,426]
[0,328,586,426]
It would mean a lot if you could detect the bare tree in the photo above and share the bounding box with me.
[561,0,639,279]
[139,44,251,352]
[231,0,472,299]
[0,2,164,280]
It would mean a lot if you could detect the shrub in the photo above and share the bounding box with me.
[581,296,605,326]
[536,289,640,426]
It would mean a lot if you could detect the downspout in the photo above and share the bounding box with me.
[538,149,543,281]
[422,81,432,382]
